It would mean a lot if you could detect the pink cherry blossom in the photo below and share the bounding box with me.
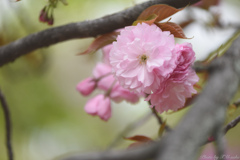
[84,94,111,121]
[92,62,140,103]
[170,43,196,82]
[102,44,112,65]
[147,69,198,113]
[147,43,199,113]
[93,63,114,91]
[109,23,177,94]
[76,77,96,96]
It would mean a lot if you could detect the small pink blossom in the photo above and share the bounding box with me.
[76,77,96,96]
[84,94,111,121]
[93,62,140,103]
[109,23,176,94]
[93,63,114,91]
[147,43,199,113]
[148,69,198,113]
[170,43,196,82]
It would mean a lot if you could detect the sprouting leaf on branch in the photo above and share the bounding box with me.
[78,31,120,55]
[124,135,153,142]
[124,135,154,149]
[132,14,158,26]
[137,4,184,22]
[158,120,167,137]
[135,4,187,39]
[155,22,188,39]
[202,29,240,64]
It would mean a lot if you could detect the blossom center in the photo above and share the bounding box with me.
[138,54,148,64]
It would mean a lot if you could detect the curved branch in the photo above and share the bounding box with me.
[0,88,14,160]
[0,0,199,67]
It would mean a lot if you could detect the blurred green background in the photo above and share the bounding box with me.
[0,0,240,160]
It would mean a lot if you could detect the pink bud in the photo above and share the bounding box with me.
[48,14,54,25]
[76,78,96,96]
[39,7,48,22]
[84,94,111,121]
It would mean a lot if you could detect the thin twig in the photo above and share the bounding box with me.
[224,115,240,134]
[206,115,240,143]
[0,88,13,160]
[107,112,152,149]
[151,107,171,132]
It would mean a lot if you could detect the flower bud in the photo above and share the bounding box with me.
[84,94,111,121]
[76,78,96,96]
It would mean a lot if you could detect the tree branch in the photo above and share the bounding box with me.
[224,115,240,134]
[0,0,199,67]
[0,88,14,160]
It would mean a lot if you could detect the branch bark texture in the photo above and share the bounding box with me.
[61,32,240,160]
[0,0,199,67]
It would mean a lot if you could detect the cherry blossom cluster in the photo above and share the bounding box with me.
[77,23,199,121]
[76,48,140,121]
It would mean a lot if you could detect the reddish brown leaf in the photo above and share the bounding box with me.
[124,135,153,143]
[133,14,158,26]
[78,31,119,55]
[137,4,184,22]
[155,22,188,39]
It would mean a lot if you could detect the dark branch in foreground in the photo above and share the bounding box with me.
[60,31,240,160]
[0,0,199,67]
[0,88,13,160]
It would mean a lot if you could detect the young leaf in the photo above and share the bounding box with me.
[158,120,167,137]
[78,31,119,55]
[125,135,154,149]
[124,135,153,143]
[155,22,188,39]
[133,14,158,26]
[137,4,184,22]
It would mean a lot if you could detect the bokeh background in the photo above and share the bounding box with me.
[0,0,240,160]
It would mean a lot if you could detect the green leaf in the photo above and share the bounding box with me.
[78,31,119,55]
[137,4,184,22]
[133,14,158,26]
[202,29,240,64]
